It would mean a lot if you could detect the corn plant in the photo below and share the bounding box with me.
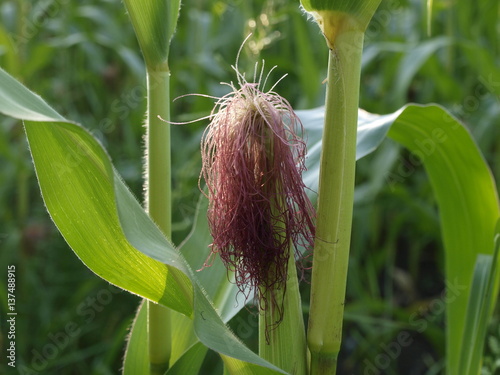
[0,0,498,374]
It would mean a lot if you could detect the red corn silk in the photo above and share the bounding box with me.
[200,78,315,326]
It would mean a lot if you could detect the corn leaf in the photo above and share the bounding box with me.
[0,66,285,374]
[5,60,499,373]
[459,221,500,375]
[169,195,246,363]
[123,301,149,375]
[123,196,246,371]
[299,104,500,374]
[388,105,500,373]
[299,107,399,196]
[165,342,207,375]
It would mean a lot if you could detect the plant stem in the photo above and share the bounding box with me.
[259,251,308,375]
[307,28,364,375]
[145,66,172,375]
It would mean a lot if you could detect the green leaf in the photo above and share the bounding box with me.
[170,196,245,364]
[298,107,399,198]
[177,196,244,323]
[0,65,65,122]
[165,342,207,375]
[122,0,181,67]
[461,41,500,97]
[221,354,286,375]
[123,301,149,375]
[387,105,499,373]
[299,104,500,374]
[0,66,285,375]
[459,254,492,375]
[124,301,209,375]
[459,221,500,375]
[9,57,498,373]
[24,119,193,316]
[124,196,248,371]
[489,336,500,355]
[391,37,452,107]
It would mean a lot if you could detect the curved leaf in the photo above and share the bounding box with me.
[392,37,452,106]
[116,174,275,372]
[178,196,245,323]
[8,60,497,374]
[459,226,499,375]
[299,104,500,374]
[125,195,248,371]
[0,66,65,121]
[123,301,149,375]
[170,196,246,363]
[221,354,286,375]
[1,67,193,315]
[165,342,207,375]
[388,105,499,373]
[0,66,284,374]
[25,120,193,316]
[298,107,400,197]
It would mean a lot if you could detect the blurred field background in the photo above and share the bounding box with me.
[0,0,499,374]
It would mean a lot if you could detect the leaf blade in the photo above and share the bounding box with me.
[24,120,193,316]
[300,103,499,374]
[123,301,149,375]
[0,66,285,375]
[387,105,499,372]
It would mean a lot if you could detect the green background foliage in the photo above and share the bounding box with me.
[0,0,498,374]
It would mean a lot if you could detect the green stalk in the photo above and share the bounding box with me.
[145,66,172,375]
[258,251,308,374]
[121,1,181,373]
[307,23,364,375]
